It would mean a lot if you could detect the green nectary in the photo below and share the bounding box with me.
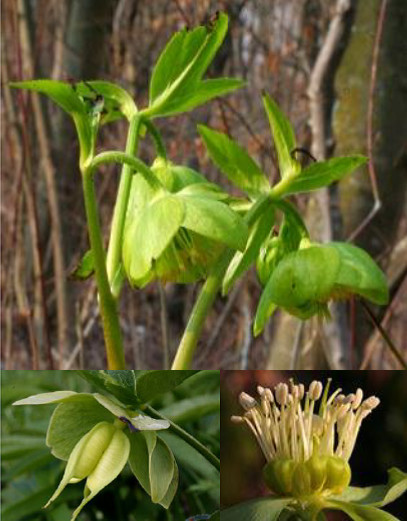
[263,242,388,319]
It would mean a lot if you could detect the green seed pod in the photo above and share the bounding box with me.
[263,459,297,495]
[45,421,116,507]
[71,428,130,521]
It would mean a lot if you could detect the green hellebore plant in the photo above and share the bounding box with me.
[10,12,247,369]
[123,157,248,287]
[226,380,407,521]
[198,93,389,338]
[13,391,176,520]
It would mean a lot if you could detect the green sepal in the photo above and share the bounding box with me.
[331,468,407,508]
[179,194,249,252]
[128,431,178,508]
[46,399,113,460]
[220,497,293,521]
[198,125,270,198]
[330,242,389,305]
[123,193,185,282]
[326,500,400,521]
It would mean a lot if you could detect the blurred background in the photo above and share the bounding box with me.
[1,369,220,521]
[1,0,406,369]
[220,369,407,519]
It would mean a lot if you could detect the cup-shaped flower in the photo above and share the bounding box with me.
[255,241,388,326]
[232,380,380,503]
[13,390,173,520]
[123,158,248,287]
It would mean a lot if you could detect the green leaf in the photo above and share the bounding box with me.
[46,399,113,460]
[326,500,400,521]
[153,77,244,116]
[198,125,270,198]
[221,497,292,521]
[10,79,93,166]
[69,250,94,280]
[135,370,198,403]
[262,93,300,179]
[3,449,53,480]
[10,79,84,114]
[1,434,46,460]
[158,393,220,423]
[223,204,274,294]
[209,512,220,521]
[331,468,407,508]
[179,194,249,251]
[283,156,367,196]
[147,13,233,117]
[123,194,185,282]
[76,370,138,406]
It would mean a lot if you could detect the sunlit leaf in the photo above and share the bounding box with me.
[198,125,270,198]
[283,156,367,196]
[147,13,243,117]
[262,93,300,179]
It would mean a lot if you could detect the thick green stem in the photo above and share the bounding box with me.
[171,194,271,369]
[106,115,142,290]
[81,169,125,369]
[145,405,220,471]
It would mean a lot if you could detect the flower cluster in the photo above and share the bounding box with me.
[232,379,380,499]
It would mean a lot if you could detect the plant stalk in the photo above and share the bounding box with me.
[106,114,142,291]
[145,405,220,471]
[81,168,125,369]
[171,194,271,369]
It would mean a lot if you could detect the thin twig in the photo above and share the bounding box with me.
[360,300,407,369]
[347,0,388,241]
[360,272,407,369]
